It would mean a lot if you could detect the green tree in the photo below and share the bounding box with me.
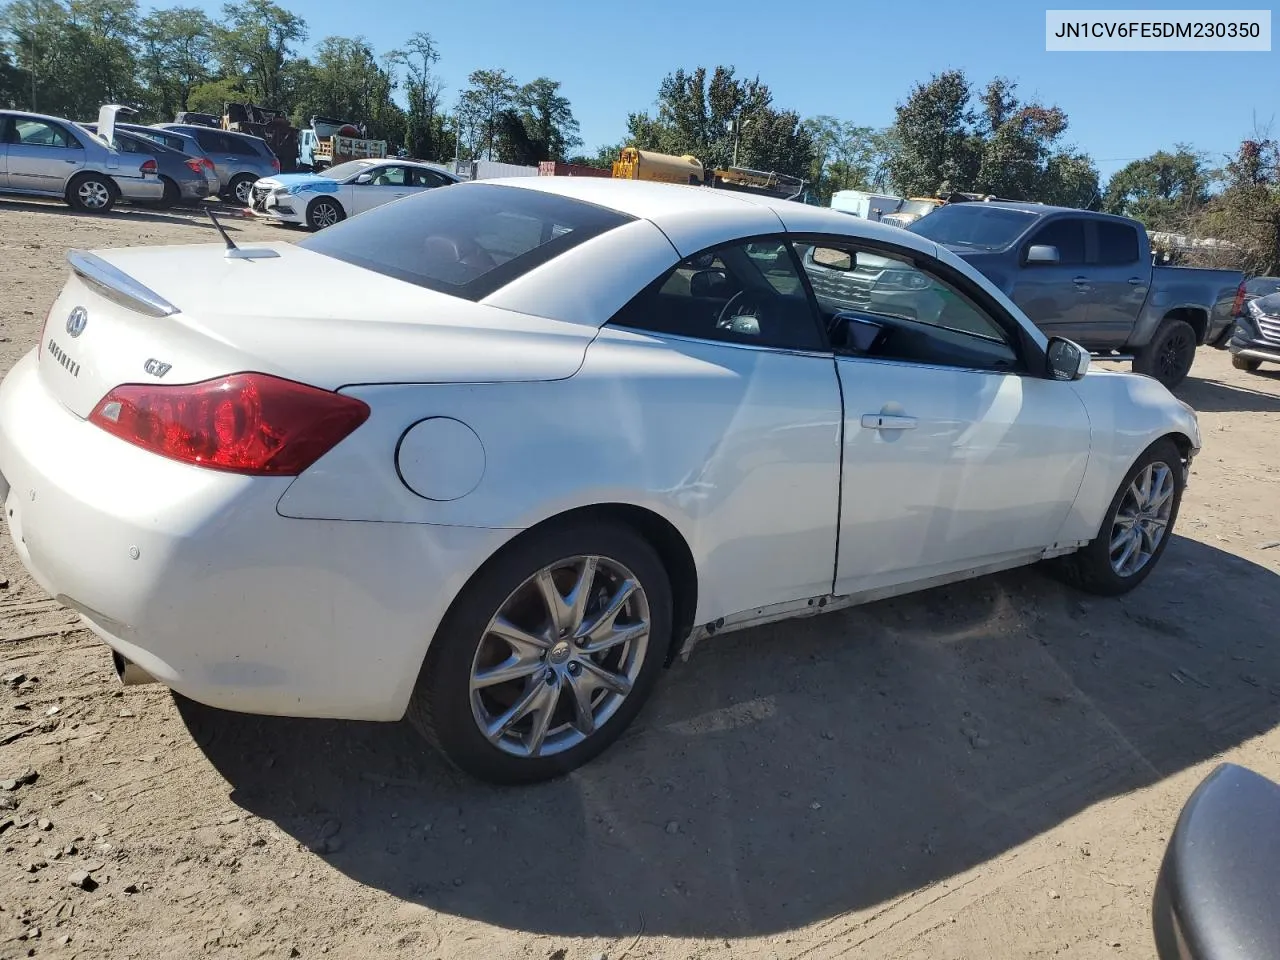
[517,77,580,161]
[625,65,813,178]
[67,0,138,107]
[137,6,214,119]
[803,116,886,202]
[290,36,401,140]
[887,70,1099,206]
[885,69,979,196]
[389,32,444,159]
[458,68,517,160]
[1195,135,1280,275]
[1102,145,1211,230]
[214,0,306,109]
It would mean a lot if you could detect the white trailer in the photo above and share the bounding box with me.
[830,189,903,222]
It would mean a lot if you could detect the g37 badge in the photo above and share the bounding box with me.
[143,358,172,378]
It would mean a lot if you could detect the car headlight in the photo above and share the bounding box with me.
[873,270,931,291]
[272,186,291,198]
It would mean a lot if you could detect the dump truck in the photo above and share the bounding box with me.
[297,117,387,172]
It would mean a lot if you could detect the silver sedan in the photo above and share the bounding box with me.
[0,110,164,213]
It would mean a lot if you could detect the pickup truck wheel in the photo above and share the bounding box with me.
[1134,319,1197,388]
[1050,438,1185,597]
[1232,355,1262,373]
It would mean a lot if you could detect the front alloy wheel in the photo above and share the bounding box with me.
[1108,461,1175,577]
[407,522,673,784]
[470,556,650,759]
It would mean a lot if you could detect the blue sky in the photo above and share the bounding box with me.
[149,0,1278,180]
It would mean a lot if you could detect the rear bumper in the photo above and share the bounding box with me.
[0,351,509,721]
[179,179,211,201]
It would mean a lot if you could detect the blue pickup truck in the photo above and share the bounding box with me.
[905,202,1244,388]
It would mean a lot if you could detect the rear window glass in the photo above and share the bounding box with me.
[298,183,634,301]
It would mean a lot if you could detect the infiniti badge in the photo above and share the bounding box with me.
[65,306,88,338]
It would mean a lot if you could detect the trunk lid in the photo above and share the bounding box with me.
[38,242,596,420]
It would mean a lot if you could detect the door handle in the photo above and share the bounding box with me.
[861,414,917,430]
[1072,276,1089,284]
[1128,277,1144,285]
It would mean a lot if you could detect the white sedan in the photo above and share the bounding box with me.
[248,158,460,229]
[0,178,1200,784]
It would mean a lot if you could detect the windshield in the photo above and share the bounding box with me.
[899,200,937,218]
[298,182,634,301]
[1246,277,1280,299]
[908,205,1037,250]
[322,160,378,181]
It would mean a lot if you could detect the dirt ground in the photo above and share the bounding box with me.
[1,196,1279,960]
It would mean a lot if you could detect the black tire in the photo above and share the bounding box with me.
[156,176,180,209]
[306,197,345,230]
[66,173,117,213]
[406,521,674,785]
[1232,355,1262,373]
[1052,438,1185,596]
[1133,318,1197,388]
[226,174,256,207]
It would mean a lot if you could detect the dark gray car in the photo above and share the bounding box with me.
[153,124,279,205]
[80,123,213,207]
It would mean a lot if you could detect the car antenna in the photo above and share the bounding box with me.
[203,205,279,260]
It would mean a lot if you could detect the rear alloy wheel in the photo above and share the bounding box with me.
[228,175,256,206]
[1232,355,1262,373]
[306,198,344,230]
[1051,438,1185,596]
[67,173,116,213]
[1134,319,1197,389]
[407,522,672,784]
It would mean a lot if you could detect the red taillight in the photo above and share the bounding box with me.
[199,156,215,172]
[271,156,281,172]
[141,158,157,175]
[1232,280,1247,317]
[185,157,203,175]
[88,373,370,476]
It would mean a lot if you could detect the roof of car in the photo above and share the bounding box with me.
[487,175,924,238]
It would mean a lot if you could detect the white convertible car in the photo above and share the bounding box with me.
[0,178,1200,783]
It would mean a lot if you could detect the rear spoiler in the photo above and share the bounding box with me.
[68,250,179,318]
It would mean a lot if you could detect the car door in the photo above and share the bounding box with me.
[793,236,1092,596]
[603,236,844,615]
[1085,218,1148,348]
[5,117,86,194]
[1009,215,1091,341]
[190,128,235,185]
[0,115,10,188]
[349,164,411,215]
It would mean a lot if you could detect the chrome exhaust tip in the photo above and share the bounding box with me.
[112,651,156,686]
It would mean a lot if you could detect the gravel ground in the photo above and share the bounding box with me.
[1,196,1279,960]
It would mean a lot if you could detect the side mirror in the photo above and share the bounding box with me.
[1152,764,1280,960]
[354,173,373,184]
[1026,244,1060,265]
[1046,337,1089,381]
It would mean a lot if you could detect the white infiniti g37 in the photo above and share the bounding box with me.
[0,178,1200,784]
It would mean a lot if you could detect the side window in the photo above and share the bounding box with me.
[371,166,408,186]
[12,119,75,148]
[113,135,142,154]
[1026,218,1086,265]
[796,240,1019,373]
[609,238,826,351]
[412,169,449,188]
[194,129,229,154]
[1095,221,1140,265]
[226,135,261,157]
